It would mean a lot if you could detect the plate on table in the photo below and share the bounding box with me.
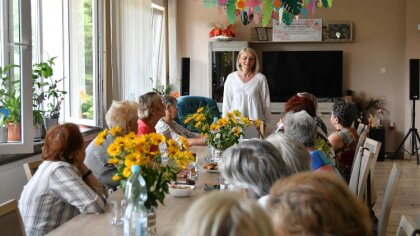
[168,184,195,197]
[202,163,219,173]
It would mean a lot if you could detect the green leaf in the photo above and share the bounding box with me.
[226,0,236,24]
[282,11,294,25]
[283,0,303,15]
[321,0,329,8]
[262,0,273,27]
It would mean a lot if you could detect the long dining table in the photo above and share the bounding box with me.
[47,146,219,236]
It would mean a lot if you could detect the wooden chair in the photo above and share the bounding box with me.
[378,163,402,236]
[23,159,43,181]
[0,199,26,236]
[396,215,419,236]
[349,147,374,199]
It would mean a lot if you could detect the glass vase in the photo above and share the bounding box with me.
[147,206,157,235]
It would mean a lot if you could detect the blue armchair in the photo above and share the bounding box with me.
[176,96,220,131]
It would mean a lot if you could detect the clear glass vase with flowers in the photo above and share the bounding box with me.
[184,107,261,159]
[95,127,195,210]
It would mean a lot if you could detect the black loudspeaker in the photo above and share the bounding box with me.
[410,59,420,100]
[181,57,190,96]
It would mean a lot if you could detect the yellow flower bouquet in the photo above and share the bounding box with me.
[184,107,261,150]
[96,127,195,209]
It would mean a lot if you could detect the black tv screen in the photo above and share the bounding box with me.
[262,51,343,102]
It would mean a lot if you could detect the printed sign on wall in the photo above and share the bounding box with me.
[273,19,322,42]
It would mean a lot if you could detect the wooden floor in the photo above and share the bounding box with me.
[374,155,420,235]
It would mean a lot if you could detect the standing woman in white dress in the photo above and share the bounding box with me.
[222,47,271,132]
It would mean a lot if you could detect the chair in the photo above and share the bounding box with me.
[243,120,265,139]
[176,96,220,131]
[23,159,43,181]
[364,138,382,206]
[357,123,368,136]
[350,125,369,173]
[378,163,402,236]
[348,147,374,199]
[396,215,419,236]
[0,199,26,236]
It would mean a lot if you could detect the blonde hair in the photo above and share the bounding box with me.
[105,100,139,134]
[267,172,373,236]
[177,191,274,236]
[137,92,161,120]
[236,47,260,73]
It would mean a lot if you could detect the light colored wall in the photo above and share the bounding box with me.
[177,0,420,153]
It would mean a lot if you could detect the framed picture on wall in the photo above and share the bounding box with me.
[256,27,268,41]
[327,22,353,41]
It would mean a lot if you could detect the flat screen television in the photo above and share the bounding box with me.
[262,51,343,102]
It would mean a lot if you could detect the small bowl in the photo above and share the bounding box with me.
[168,184,195,197]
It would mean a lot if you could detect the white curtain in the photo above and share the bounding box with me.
[111,0,152,101]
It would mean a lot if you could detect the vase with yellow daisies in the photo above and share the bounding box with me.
[95,127,195,210]
[184,107,261,160]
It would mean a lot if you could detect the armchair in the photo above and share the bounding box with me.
[176,96,220,131]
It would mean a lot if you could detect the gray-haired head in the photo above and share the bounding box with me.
[265,132,311,173]
[283,110,317,147]
[220,139,293,199]
[161,95,177,107]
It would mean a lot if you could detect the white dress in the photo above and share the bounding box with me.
[222,72,271,124]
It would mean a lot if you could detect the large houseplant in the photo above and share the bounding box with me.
[33,57,67,130]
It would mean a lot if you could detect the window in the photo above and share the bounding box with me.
[151,4,166,88]
[64,0,101,126]
[0,0,34,154]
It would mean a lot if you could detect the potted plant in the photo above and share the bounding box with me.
[0,64,21,141]
[35,57,67,131]
[32,59,51,140]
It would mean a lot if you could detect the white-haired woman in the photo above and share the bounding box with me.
[85,100,139,190]
[137,91,165,136]
[220,139,293,199]
[156,95,206,147]
[177,191,274,236]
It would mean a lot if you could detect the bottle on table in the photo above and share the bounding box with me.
[124,165,148,236]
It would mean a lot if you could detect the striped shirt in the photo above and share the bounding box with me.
[19,161,105,236]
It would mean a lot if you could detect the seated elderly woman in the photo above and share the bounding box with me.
[297,92,328,135]
[137,91,165,136]
[156,95,206,146]
[85,100,139,190]
[19,123,106,235]
[284,110,337,173]
[265,132,311,173]
[220,139,293,200]
[277,95,333,160]
[328,100,359,182]
[177,191,274,236]
[266,172,373,236]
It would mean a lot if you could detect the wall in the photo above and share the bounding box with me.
[177,0,420,153]
[0,155,41,203]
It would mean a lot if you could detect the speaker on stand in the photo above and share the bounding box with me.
[181,57,190,96]
[393,59,420,164]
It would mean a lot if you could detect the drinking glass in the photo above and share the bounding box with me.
[110,199,127,225]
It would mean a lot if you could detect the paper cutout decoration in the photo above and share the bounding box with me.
[199,0,333,26]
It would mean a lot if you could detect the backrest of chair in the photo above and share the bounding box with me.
[176,96,220,130]
[378,163,402,236]
[356,123,367,136]
[0,199,26,236]
[349,146,364,195]
[396,215,417,236]
[351,126,369,171]
[23,159,43,181]
[356,149,374,199]
[364,138,382,177]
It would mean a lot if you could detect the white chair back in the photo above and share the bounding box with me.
[23,159,43,181]
[378,163,402,236]
[396,215,418,236]
[349,147,374,199]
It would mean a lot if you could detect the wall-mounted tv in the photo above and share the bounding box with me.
[262,51,343,102]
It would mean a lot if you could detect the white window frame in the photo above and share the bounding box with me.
[0,0,34,154]
[63,0,102,127]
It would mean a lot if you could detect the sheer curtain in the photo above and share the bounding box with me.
[110,0,152,101]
